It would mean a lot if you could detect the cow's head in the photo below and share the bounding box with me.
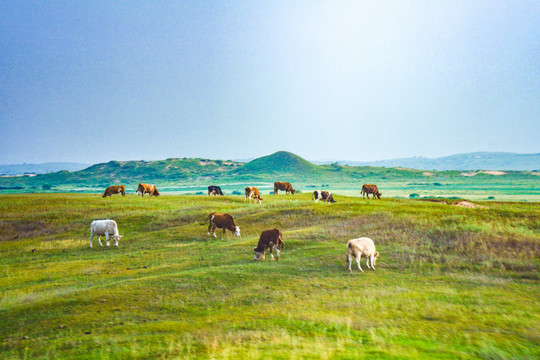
[152,190,160,196]
[234,226,241,237]
[376,192,382,199]
[253,248,265,260]
[291,189,296,195]
[112,234,124,246]
[373,251,379,266]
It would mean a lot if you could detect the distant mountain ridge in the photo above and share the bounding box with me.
[0,162,90,175]
[325,152,540,171]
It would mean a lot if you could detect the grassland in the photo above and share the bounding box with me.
[0,193,539,359]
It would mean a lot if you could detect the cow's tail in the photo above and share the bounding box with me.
[278,234,284,250]
[346,241,356,262]
[197,214,212,226]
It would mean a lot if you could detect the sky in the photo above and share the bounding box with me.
[1,1,539,164]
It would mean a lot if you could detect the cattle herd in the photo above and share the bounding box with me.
[96,182,381,272]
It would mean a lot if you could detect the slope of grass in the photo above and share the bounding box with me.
[1,152,539,202]
[0,193,538,359]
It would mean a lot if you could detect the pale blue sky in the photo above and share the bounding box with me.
[1,1,539,164]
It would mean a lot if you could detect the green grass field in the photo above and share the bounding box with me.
[1,193,538,359]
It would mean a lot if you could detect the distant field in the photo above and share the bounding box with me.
[7,179,538,202]
[0,193,538,359]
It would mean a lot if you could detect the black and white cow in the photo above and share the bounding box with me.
[312,190,336,203]
[208,185,224,196]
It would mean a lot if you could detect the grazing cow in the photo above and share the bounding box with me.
[274,181,295,195]
[245,186,263,204]
[89,220,123,248]
[205,212,241,238]
[253,228,284,261]
[208,185,224,196]
[312,190,336,203]
[347,237,379,272]
[361,184,381,199]
[136,183,160,196]
[102,185,126,198]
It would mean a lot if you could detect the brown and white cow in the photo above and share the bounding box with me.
[253,228,284,261]
[136,183,160,197]
[274,181,295,195]
[244,186,263,204]
[205,212,241,238]
[102,185,126,198]
[361,184,381,199]
[312,190,336,203]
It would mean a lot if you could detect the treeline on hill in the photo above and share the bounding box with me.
[0,151,538,193]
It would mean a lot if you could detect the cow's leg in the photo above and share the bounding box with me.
[114,236,119,247]
[105,232,110,247]
[223,228,226,237]
[97,235,103,247]
[269,245,275,260]
[275,247,281,260]
[347,253,353,272]
[366,257,371,269]
[356,253,363,272]
[208,223,212,236]
[90,231,94,248]
[370,254,375,270]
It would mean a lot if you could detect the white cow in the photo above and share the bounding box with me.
[346,237,379,272]
[89,220,123,248]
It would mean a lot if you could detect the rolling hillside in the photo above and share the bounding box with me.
[0,152,538,200]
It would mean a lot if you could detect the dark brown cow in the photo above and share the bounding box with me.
[102,185,126,198]
[253,228,284,261]
[205,212,241,238]
[312,190,336,203]
[274,181,295,195]
[361,184,381,199]
[244,186,263,204]
[136,183,160,196]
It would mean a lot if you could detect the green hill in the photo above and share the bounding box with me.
[0,151,538,200]
[234,151,320,178]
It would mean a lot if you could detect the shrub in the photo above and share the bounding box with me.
[409,193,420,199]
[42,184,52,190]
[231,190,243,195]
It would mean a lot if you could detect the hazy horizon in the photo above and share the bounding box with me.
[1,1,539,164]
[1,150,539,168]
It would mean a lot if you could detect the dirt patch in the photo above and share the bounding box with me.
[453,201,486,209]
[199,161,217,166]
[481,171,506,176]
[460,171,507,177]
[422,172,435,176]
